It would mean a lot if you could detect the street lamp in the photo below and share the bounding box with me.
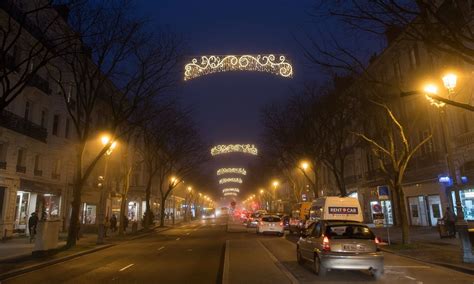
[97,135,117,244]
[300,161,309,171]
[423,73,474,263]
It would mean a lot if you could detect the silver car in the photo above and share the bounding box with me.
[296,220,384,278]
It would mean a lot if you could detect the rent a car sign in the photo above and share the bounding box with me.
[328,207,358,214]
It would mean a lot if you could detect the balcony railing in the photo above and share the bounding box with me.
[0,110,47,142]
[26,74,52,95]
[456,131,474,148]
[16,165,26,173]
[0,161,6,170]
[34,169,43,176]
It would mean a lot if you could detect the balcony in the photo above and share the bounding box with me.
[0,161,6,170]
[0,110,47,142]
[455,131,474,148]
[34,169,43,176]
[16,165,26,173]
[26,74,52,95]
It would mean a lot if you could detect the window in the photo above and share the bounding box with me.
[312,222,322,237]
[17,148,25,167]
[40,109,48,128]
[34,154,40,170]
[52,159,61,179]
[325,224,375,239]
[366,151,375,173]
[24,101,31,121]
[52,115,60,136]
[409,44,420,69]
[0,187,5,218]
[392,59,402,81]
[0,142,7,163]
[419,129,434,156]
[65,118,70,139]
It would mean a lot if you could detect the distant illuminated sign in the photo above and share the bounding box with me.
[328,207,358,214]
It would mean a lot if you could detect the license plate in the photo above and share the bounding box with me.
[343,244,357,251]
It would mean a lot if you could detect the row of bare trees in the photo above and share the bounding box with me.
[0,0,207,247]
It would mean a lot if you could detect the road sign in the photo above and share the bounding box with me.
[377,185,390,200]
[372,213,385,227]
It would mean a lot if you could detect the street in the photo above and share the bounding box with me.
[2,217,472,284]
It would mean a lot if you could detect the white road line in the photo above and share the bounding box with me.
[119,264,134,272]
[176,237,180,240]
[158,246,165,251]
[258,240,299,284]
[405,276,417,280]
[385,265,431,269]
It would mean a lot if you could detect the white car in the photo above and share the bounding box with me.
[257,215,284,236]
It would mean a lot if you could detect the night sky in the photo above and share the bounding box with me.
[135,1,380,197]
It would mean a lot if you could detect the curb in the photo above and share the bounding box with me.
[380,247,474,275]
[0,244,115,281]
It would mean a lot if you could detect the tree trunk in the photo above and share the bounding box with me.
[395,183,410,244]
[118,194,127,235]
[66,147,85,248]
[144,175,153,229]
[159,196,166,227]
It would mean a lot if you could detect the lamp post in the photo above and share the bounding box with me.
[97,135,117,244]
[271,180,279,212]
[424,74,474,263]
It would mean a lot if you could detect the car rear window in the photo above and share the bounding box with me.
[325,224,375,239]
[262,217,281,222]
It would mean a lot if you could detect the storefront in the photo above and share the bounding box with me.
[369,200,394,225]
[81,203,97,224]
[14,179,62,233]
[452,188,474,221]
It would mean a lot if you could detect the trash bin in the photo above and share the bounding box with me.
[437,219,451,238]
[468,228,474,247]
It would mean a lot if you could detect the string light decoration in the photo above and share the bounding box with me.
[219,178,243,184]
[223,192,238,197]
[217,168,247,176]
[211,144,258,156]
[222,188,240,193]
[184,54,293,81]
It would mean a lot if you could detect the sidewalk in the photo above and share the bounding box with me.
[371,226,474,274]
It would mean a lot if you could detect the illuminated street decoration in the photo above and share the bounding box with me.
[184,54,293,81]
[217,168,247,176]
[223,192,238,197]
[211,144,258,156]
[219,178,243,184]
[222,188,240,193]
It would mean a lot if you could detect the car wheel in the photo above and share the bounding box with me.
[314,255,326,276]
[372,269,383,279]
[296,248,305,265]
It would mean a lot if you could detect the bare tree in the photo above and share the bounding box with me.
[45,0,181,247]
[354,100,432,244]
[0,0,76,111]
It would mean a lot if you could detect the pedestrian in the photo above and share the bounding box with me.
[110,215,117,232]
[444,207,456,237]
[123,215,129,232]
[28,212,38,243]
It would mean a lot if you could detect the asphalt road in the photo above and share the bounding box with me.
[2,217,473,284]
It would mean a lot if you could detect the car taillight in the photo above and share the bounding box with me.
[322,236,331,252]
[375,236,380,244]
[280,222,283,226]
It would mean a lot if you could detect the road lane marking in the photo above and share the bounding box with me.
[385,265,430,269]
[176,237,180,240]
[258,240,298,284]
[158,246,165,251]
[119,264,134,271]
[405,276,417,280]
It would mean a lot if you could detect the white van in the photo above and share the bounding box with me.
[309,196,363,223]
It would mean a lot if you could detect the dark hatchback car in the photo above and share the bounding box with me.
[297,220,383,278]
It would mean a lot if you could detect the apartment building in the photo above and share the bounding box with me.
[343,26,474,226]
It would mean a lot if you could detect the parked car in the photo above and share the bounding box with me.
[256,215,284,236]
[246,213,260,228]
[296,220,383,278]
